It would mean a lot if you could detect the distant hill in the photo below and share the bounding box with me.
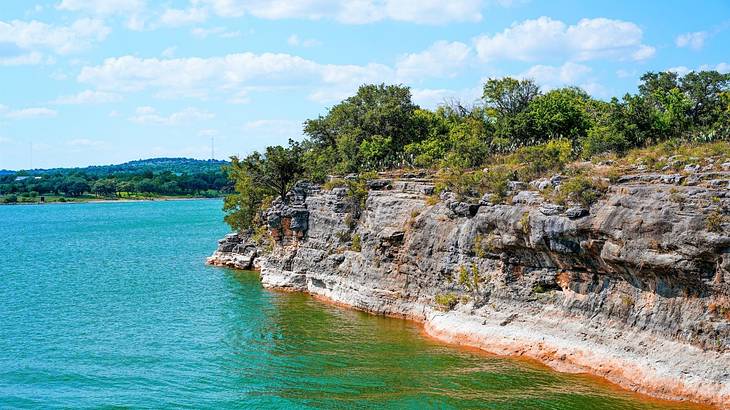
[2,158,229,176]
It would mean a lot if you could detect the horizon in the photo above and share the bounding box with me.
[1,0,729,169]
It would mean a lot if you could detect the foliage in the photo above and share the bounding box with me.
[351,233,362,252]
[706,211,727,233]
[553,176,607,207]
[434,293,459,311]
[509,138,573,181]
[221,70,730,235]
[0,165,227,202]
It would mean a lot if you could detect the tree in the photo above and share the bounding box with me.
[525,87,592,144]
[303,83,420,172]
[239,141,304,202]
[222,141,304,231]
[483,77,541,117]
[92,179,117,197]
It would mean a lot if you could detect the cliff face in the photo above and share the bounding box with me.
[208,173,730,407]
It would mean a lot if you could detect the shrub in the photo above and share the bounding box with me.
[3,195,17,204]
[581,126,628,158]
[434,293,458,311]
[323,178,347,190]
[519,212,530,236]
[510,138,574,181]
[706,211,727,233]
[553,176,606,207]
[457,264,481,292]
[351,233,362,252]
[425,195,439,206]
[480,167,512,203]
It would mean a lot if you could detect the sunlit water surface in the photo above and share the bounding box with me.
[0,200,704,409]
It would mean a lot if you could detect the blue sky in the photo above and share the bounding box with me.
[0,0,728,169]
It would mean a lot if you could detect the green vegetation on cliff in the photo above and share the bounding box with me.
[224,70,730,231]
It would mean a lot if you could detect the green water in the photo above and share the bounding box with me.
[0,200,700,409]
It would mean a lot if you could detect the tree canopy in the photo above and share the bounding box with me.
[223,70,730,231]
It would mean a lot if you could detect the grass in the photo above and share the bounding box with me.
[706,211,727,233]
[434,293,459,311]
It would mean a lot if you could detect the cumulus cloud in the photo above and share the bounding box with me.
[57,0,146,15]
[411,86,483,109]
[191,0,485,24]
[287,34,321,48]
[474,16,654,62]
[78,53,395,103]
[129,106,214,125]
[160,7,208,26]
[396,40,471,80]
[52,90,122,104]
[0,106,58,119]
[675,31,709,50]
[0,52,45,66]
[190,26,240,38]
[0,18,110,55]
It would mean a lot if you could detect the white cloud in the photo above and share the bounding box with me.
[192,0,486,24]
[676,31,709,50]
[667,66,692,76]
[669,63,730,76]
[56,0,145,15]
[520,62,592,86]
[52,90,121,104]
[396,40,471,80]
[411,86,482,109]
[518,62,611,98]
[0,52,45,66]
[474,16,654,62]
[160,7,208,26]
[0,18,110,55]
[190,26,240,38]
[161,46,177,58]
[78,53,395,103]
[129,106,214,125]
[1,106,58,119]
[287,34,321,47]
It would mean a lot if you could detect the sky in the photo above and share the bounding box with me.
[0,0,728,170]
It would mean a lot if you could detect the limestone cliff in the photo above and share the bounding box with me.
[208,171,730,407]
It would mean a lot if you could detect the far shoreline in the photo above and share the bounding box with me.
[0,196,222,207]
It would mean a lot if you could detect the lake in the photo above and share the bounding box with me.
[0,200,701,409]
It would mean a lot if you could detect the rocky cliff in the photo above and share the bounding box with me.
[208,171,730,407]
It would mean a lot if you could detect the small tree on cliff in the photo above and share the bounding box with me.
[223,140,304,231]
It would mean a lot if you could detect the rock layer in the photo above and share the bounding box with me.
[209,176,730,407]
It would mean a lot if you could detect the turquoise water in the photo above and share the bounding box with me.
[0,200,702,409]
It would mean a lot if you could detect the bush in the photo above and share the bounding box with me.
[351,233,362,251]
[480,167,512,203]
[3,195,18,204]
[581,126,628,158]
[706,211,727,233]
[510,138,573,181]
[434,293,458,311]
[553,176,606,207]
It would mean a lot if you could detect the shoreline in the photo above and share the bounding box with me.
[259,280,720,409]
[247,264,728,408]
[252,274,716,409]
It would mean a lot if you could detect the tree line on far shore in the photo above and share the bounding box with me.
[1,169,229,203]
[224,70,730,232]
